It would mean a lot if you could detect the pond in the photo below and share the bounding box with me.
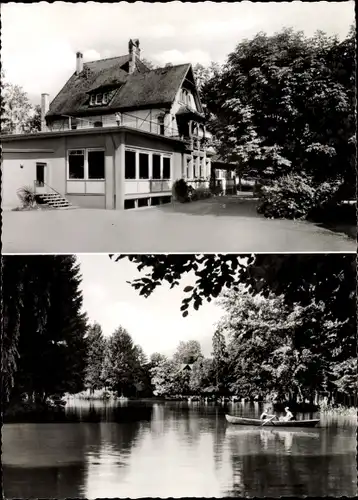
[3,400,356,498]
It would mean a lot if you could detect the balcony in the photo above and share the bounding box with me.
[47,112,182,139]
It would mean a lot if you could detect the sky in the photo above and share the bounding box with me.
[77,254,224,358]
[2,1,354,104]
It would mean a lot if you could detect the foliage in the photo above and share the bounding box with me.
[1,80,33,134]
[113,254,355,326]
[105,326,142,396]
[16,186,37,208]
[172,178,189,202]
[189,358,214,394]
[1,257,24,408]
[150,358,180,396]
[173,340,202,365]
[112,254,354,403]
[257,174,344,219]
[26,104,42,133]
[201,27,356,210]
[3,256,88,407]
[257,174,316,219]
[84,323,106,393]
[212,329,229,393]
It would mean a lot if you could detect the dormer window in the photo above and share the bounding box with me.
[89,88,117,107]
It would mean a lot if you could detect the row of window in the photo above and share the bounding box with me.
[68,149,105,180]
[186,156,210,179]
[125,150,171,180]
[89,90,117,107]
[124,196,171,210]
[67,148,173,181]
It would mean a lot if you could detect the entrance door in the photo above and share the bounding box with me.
[36,163,47,193]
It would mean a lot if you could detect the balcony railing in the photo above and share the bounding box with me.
[46,112,209,150]
[124,179,172,196]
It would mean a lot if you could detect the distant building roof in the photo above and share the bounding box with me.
[46,56,195,119]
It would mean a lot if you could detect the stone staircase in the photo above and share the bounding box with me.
[36,192,74,209]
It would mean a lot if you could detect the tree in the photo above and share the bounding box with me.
[150,358,179,396]
[201,28,355,196]
[106,326,141,396]
[26,104,42,133]
[84,323,106,393]
[2,81,33,134]
[1,256,26,408]
[112,254,355,326]
[189,357,214,394]
[4,256,88,406]
[212,329,229,393]
[173,340,202,365]
[149,352,167,367]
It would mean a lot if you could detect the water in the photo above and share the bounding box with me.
[3,401,356,498]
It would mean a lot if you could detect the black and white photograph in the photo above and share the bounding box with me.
[1,1,357,500]
[0,1,356,252]
[2,253,356,498]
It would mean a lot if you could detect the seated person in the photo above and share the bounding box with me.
[279,407,294,422]
[260,404,276,421]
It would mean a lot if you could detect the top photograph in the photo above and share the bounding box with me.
[1,1,356,254]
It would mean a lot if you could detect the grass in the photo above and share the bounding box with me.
[318,403,357,428]
[65,388,122,401]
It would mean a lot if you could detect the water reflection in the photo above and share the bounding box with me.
[3,402,356,498]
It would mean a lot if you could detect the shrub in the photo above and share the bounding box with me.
[17,186,37,208]
[257,174,316,219]
[172,179,189,203]
[195,186,212,200]
[238,183,254,192]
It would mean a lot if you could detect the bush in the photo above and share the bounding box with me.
[195,186,212,200]
[172,179,189,203]
[17,186,37,208]
[257,174,317,219]
[237,183,254,192]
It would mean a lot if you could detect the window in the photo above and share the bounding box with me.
[88,150,105,179]
[139,153,149,179]
[125,150,136,179]
[68,150,85,179]
[163,157,171,179]
[95,93,103,105]
[152,154,161,179]
[102,93,109,105]
[158,115,165,135]
[193,156,198,178]
[93,121,103,128]
[186,157,191,178]
[138,197,149,208]
[125,199,136,210]
[90,95,95,106]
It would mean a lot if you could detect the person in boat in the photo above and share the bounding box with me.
[260,403,277,421]
[279,407,293,422]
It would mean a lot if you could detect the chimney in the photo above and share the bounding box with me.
[76,51,83,75]
[128,39,140,74]
[41,93,49,132]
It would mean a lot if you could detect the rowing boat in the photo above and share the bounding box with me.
[225,415,319,428]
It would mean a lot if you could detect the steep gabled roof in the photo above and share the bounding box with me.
[46,55,192,119]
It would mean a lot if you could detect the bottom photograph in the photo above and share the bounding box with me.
[2,253,356,498]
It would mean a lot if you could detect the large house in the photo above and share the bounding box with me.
[1,39,214,210]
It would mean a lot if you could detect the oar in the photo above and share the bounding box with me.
[261,415,276,426]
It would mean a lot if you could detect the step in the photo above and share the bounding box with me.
[37,192,73,209]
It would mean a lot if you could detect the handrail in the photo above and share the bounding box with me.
[34,180,66,199]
